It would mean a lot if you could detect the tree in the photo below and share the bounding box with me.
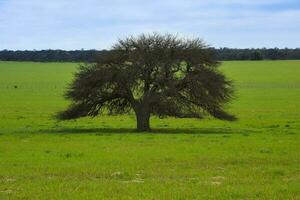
[57,33,236,132]
[251,50,263,60]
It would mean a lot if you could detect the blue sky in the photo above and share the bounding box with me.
[0,0,299,50]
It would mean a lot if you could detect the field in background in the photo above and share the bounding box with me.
[0,61,300,199]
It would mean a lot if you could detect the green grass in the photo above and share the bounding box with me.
[0,61,300,199]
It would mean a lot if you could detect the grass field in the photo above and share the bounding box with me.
[0,61,300,199]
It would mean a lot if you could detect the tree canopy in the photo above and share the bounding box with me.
[57,33,236,131]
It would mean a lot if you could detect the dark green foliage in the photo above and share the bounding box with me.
[251,51,263,60]
[57,33,236,131]
[2,48,300,62]
[0,49,100,62]
[214,48,300,60]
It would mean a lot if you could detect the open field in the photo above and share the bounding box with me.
[0,61,300,199]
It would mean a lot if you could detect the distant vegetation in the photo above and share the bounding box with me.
[215,48,300,61]
[1,48,300,62]
[0,49,99,62]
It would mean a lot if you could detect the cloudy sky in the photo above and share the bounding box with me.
[0,0,299,50]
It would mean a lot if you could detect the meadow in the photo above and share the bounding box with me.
[0,60,300,199]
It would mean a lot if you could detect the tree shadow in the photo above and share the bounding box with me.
[38,127,254,135]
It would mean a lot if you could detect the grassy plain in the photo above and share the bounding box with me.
[0,61,300,199]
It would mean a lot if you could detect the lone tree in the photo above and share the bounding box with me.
[57,33,236,131]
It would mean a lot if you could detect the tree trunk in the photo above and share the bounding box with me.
[135,106,151,132]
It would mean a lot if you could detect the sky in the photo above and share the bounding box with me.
[0,0,300,50]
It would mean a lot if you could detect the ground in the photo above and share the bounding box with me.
[0,61,300,199]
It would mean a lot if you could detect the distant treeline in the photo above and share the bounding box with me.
[214,48,300,61]
[0,48,300,62]
[0,50,101,62]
